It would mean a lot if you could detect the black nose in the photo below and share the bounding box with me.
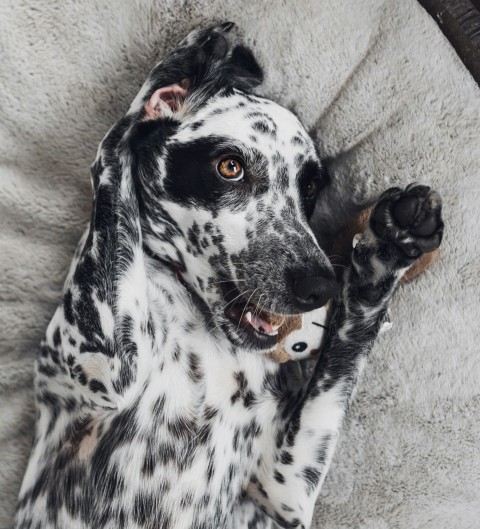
[291,269,339,311]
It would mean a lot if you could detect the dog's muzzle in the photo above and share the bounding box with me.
[289,267,339,311]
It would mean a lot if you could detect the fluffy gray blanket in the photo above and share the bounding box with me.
[1,0,479,527]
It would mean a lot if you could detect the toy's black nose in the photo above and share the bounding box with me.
[291,268,339,311]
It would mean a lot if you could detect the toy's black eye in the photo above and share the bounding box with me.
[216,158,244,181]
[292,342,308,353]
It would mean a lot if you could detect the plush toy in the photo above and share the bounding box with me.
[269,206,439,363]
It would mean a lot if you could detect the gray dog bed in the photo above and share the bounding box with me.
[1,0,479,527]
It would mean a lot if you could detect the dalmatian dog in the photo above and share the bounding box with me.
[14,23,443,529]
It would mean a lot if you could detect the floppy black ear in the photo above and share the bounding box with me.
[222,44,264,92]
[131,23,264,118]
[166,22,264,93]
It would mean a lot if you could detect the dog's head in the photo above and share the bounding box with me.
[124,24,338,351]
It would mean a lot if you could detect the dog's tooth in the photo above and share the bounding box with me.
[245,311,252,323]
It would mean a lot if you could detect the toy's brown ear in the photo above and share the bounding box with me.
[267,347,293,364]
[267,316,302,363]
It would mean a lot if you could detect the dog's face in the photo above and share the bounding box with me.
[128,25,338,351]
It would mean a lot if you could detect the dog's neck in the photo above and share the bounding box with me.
[144,251,277,371]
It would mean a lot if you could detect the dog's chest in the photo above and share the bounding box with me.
[92,357,280,528]
[95,286,290,526]
[18,272,298,529]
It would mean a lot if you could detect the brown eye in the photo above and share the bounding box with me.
[217,158,244,181]
[305,179,318,200]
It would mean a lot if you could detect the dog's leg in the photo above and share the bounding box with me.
[247,184,443,529]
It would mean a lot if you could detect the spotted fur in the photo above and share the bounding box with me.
[14,24,443,529]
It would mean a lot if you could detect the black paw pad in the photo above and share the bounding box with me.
[392,195,422,228]
[371,184,444,258]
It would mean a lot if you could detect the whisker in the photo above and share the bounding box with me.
[257,296,269,317]
[211,279,247,286]
[236,288,258,333]
[219,285,242,300]
[223,288,253,311]
[253,293,264,321]
[204,287,253,330]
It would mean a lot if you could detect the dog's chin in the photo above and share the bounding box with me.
[214,281,286,352]
[219,314,279,351]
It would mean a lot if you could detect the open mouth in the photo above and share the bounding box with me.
[223,283,286,349]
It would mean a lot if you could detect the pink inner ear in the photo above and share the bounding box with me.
[145,83,188,117]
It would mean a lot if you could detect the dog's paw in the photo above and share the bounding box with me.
[370,184,444,258]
